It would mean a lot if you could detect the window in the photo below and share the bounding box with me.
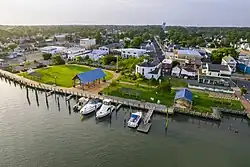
[134,52,136,54]
[142,68,144,75]
[123,51,125,53]
[150,69,152,71]
[128,52,130,54]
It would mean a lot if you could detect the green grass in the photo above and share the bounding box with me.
[103,83,243,113]
[19,64,113,87]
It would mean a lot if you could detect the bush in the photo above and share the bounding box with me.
[110,80,117,87]
[42,53,52,60]
[52,55,65,65]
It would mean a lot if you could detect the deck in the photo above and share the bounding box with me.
[137,108,154,133]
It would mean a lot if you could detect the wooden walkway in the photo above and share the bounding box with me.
[137,108,154,133]
[0,69,167,114]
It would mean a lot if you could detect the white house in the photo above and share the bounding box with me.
[136,59,161,80]
[40,46,66,55]
[87,49,109,61]
[171,66,181,77]
[176,50,202,60]
[240,43,250,51]
[221,56,237,72]
[99,43,123,54]
[54,34,67,42]
[63,47,86,60]
[80,38,96,49]
[201,63,232,78]
[115,48,147,58]
[180,68,197,78]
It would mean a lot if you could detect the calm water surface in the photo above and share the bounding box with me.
[1,79,250,167]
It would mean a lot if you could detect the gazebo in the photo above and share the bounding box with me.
[72,68,106,90]
[174,88,193,110]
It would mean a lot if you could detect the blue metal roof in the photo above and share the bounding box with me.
[174,88,193,102]
[74,68,106,84]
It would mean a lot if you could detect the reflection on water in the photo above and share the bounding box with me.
[1,79,250,167]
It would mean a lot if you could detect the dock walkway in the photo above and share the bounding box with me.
[137,108,155,133]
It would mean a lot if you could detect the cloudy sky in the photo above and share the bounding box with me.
[0,0,250,26]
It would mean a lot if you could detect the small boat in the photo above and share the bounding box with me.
[73,97,89,112]
[127,112,142,128]
[80,98,102,115]
[96,99,115,119]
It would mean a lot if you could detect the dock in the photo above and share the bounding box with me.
[66,94,74,101]
[46,90,54,97]
[137,108,154,133]
[116,103,122,110]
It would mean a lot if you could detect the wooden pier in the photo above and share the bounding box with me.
[46,90,54,97]
[137,108,154,133]
[66,94,74,101]
[116,103,122,110]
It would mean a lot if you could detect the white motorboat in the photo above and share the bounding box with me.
[96,99,115,119]
[80,98,102,115]
[73,97,89,112]
[127,112,142,128]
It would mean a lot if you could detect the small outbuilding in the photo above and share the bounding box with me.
[72,68,106,89]
[174,88,193,110]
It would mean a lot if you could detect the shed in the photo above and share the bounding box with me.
[174,88,193,109]
[72,68,106,89]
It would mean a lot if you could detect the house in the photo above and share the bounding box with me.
[162,59,172,75]
[240,43,250,51]
[99,43,123,54]
[136,59,161,80]
[63,47,86,60]
[176,50,202,60]
[180,68,197,79]
[80,38,96,49]
[221,56,237,72]
[171,65,181,77]
[174,88,193,110]
[201,63,232,78]
[87,49,109,61]
[140,41,156,52]
[54,34,67,42]
[115,48,147,58]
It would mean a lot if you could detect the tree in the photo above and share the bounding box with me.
[76,56,84,62]
[101,55,117,65]
[95,31,102,44]
[211,48,238,64]
[130,37,142,48]
[172,61,180,67]
[8,44,17,50]
[240,87,247,96]
[158,81,172,94]
[52,55,65,65]
[42,53,52,60]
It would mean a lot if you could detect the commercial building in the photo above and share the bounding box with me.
[80,38,96,49]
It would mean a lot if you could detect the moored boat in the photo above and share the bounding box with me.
[80,98,102,115]
[127,112,142,128]
[96,99,115,119]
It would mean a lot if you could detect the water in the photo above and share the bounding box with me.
[1,79,250,167]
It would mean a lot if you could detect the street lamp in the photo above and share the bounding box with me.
[54,76,57,86]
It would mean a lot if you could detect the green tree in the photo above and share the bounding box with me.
[76,56,84,62]
[52,55,65,65]
[8,44,17,50]
[42,53,52,60]
[95,31,102,44]
[211,48,238,64]
[240,87,248,96]
[102,55,117,65]
[130,37,142,48]
[158,81,172,94]
[172,61,180,67]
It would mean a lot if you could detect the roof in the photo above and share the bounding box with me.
[177,50,202,57]
[149,67,160,74]
[222,56,236,63]
[73,68,106,84]
[183,68,196,72]
[174,88,193,102]
[137,59,160,67]
[91,49,109,55]
[162,59,173,64]
[208,64,230,72]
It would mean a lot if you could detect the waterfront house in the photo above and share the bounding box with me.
[180,68,197,79]
[221,56,237,73]
[80,38,96,49]
[171,65,181,77]
[136,59,161,80]
[162,59,173,75]
[174,88,193,110]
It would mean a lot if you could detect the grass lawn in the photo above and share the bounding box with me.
[19,64,113,87]
[103,83,243,113]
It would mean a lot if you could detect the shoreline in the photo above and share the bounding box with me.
[0,68,248,121]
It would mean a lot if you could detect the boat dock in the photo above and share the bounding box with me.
[137,108,154,133]
[66,94,74,101]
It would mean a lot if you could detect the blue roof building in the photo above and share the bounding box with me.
[174,88,193,109]
[73,68,106,88]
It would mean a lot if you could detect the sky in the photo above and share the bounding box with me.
[0,0,250,26]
